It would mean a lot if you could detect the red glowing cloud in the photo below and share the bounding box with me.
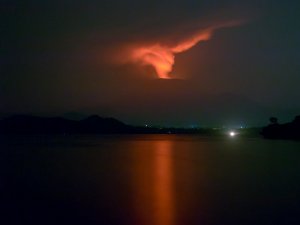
[129,30,212,79]
[120,20,243,79]
[131,45,175,79]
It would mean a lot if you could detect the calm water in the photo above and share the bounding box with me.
[1,135,300,225]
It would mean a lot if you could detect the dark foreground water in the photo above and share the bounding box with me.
[1,135,300,225]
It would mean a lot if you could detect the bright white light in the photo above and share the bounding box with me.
[229,131,236,137]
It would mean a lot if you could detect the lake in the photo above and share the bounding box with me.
[1,135,300,225]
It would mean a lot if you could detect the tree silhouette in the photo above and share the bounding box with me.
[269,117,278,124]
[293,115,300,124]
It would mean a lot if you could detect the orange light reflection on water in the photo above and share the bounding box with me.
[154,141,174,225]
[131,140,174,225]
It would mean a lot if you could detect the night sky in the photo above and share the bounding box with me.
[1,0,300,127]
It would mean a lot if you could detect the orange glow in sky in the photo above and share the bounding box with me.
[127,21,243,79]
[130,30,212,79]
[131,45,175,79]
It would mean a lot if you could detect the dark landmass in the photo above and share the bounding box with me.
[0,115,129,135]
[261,116,300,140]
[0,115,260,137]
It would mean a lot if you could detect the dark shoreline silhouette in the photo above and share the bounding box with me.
[261,116,300,140]
[0,114,262,137]
[3,114,300,139]
[0,115,212,135]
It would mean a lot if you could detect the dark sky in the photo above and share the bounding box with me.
[1,0,300,127]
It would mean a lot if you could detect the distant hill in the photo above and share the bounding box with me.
[0,114,263,136]
[0,115,131,134]
[80,115,129,133]
[261,116,300,140]
[63,112,88,120]
[0,115,206,135]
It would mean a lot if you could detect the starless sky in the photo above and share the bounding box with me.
[1,0,300,126]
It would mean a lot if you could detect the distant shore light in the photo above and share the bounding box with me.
[229,131,236,137]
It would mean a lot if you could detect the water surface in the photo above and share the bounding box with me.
[1,135,300,225]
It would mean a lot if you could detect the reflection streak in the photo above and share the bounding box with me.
[131,139,174,225]
[154,141,173,225]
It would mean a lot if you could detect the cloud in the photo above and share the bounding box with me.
[109,19,246,79]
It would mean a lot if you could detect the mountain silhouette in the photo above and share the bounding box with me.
[0,115,130,134]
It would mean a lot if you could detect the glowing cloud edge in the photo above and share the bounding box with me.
[118,20,245,79]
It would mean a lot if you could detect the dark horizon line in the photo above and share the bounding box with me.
[0,114,264,138]
[2,114,299,140]
[0,113,264,129]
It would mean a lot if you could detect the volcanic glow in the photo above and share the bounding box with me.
[131,45,175,79]
[126,21,243,79]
